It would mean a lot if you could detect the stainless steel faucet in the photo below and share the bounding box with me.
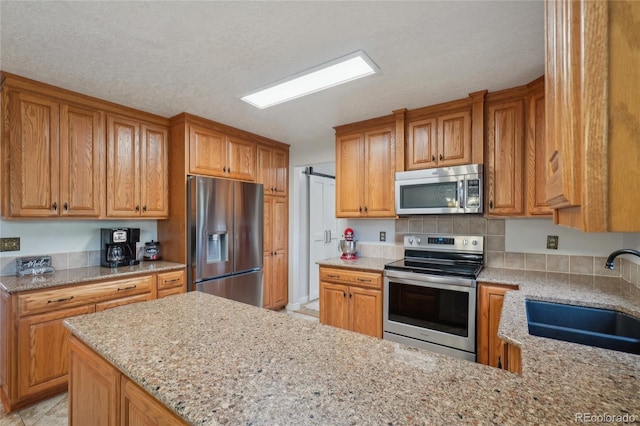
[604,249,640,269]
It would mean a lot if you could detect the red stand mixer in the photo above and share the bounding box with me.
[339,228,358,260]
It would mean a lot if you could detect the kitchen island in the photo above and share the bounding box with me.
[64,290,639,425]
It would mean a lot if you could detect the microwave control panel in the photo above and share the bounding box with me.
[466,179,481,208]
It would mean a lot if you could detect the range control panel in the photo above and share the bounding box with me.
[404,234,484,253]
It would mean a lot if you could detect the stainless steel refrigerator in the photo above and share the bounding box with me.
[187,176,264,307]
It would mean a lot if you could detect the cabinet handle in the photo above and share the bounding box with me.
[228,167,231,173]
[117,285,137,291]
[327,274,339,279]
[52,202,58,211]
[439,154,443,161]
[143,205,147,212]
[349,293,352,298]
[364,206,368,213]
[223,166,227,172]
[48,296,73,304]
[164,278,181,284]
[135,205,140,212]
[432,155,435,162]
[359,207,362,213]
[497,355,503,369]
[63,202,68,211]
[489,200,494,210]
[357,278,371,283]
[342,291,346,297]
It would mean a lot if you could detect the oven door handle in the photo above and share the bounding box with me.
[384,269,476,289]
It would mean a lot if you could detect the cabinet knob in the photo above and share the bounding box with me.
[223,166,227,173]
[342,291,346,297]
[228,167,231,173]
[135,205,140,212]
[349,293,352,298]
[359,207,362,213]
[432,155,435,162]
[63,202,68,211]
[439,154,443,161]
[364,206,368,213]
[52,202,57,211]
[143,205,147,212]
[489,200,494,210]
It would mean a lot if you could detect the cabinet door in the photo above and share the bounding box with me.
[188,125,227,177]
[319,282,349,330]
[121,376,187,426]
[486,100,525,215]
[256,146,273,192]
[262,253,273,308]
[8,91,60,217]
[107,114,140,217]
[526,86,552,216]
[545,0,582,209]
[437,110,472,167]
[69,336,120,426]
[348,286,382,338]
[140,124,169,217]
[363,127,395,217]
[17,304,94,400]
[272,148,288,197]
[335,133,364,217]
[271,252,288,309]
[60,103,104,217]
[477,284,514,368]
[227,136,256,182]
[406,118,437,170]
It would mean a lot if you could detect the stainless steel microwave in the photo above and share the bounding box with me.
[395,164,483,215]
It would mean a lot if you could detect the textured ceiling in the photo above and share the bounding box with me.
[0,1,545,150]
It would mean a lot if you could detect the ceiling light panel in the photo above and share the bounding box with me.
[241,50,379,109]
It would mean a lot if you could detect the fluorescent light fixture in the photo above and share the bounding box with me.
[241,50,379,109]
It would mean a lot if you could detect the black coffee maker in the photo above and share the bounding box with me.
[101,228,140,268]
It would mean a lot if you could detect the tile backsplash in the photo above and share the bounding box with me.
[390,215,640,303]
[0,250,102,276]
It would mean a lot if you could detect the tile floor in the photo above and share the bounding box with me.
[0,306,319,424]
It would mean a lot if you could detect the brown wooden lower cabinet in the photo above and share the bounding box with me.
[0,268,185,413]
[319,266,383,338]
[500,340,522,374]
[477,282,521,373]
[69,336,187,426]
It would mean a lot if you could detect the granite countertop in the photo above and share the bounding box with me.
[65,288,640,425]
[0,261,186,293]
[316,256,397,271]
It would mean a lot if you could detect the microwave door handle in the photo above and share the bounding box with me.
[458,179,465,211]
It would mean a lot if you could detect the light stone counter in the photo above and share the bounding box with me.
[0,261,186,293]
[316,256,397,271]
[65,289,639,425]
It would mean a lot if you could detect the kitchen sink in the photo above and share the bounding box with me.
[525,300,640,355]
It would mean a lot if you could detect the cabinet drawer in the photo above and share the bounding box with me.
[319,267,382,289]
[158,285,186,299]
[157,269,186,290]
[18,275,154,316]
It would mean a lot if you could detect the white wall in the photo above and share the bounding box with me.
[0,219,158,257]
[504,218,626,256]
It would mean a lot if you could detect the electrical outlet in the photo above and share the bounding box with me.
[379,231,386,242]
[0,237,20,252]
[547,235,559,250]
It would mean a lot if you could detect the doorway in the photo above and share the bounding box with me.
[308,173,337,301]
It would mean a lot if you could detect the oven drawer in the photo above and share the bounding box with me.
[319,267,382,290]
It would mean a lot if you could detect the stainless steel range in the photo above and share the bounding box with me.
[383,234,484,361]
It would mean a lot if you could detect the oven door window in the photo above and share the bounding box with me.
[388,281,469,337]
[399,181,458,209]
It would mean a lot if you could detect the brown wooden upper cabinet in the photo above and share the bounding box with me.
[544,0,640,231]
[106,114,169,218]
[406,110,471,169]
[335,116,396,218]
[257,144,288,197]
[3,89,104,218]
[403,92,485,172]
[189,124,256,182]
[485,77,551,217]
